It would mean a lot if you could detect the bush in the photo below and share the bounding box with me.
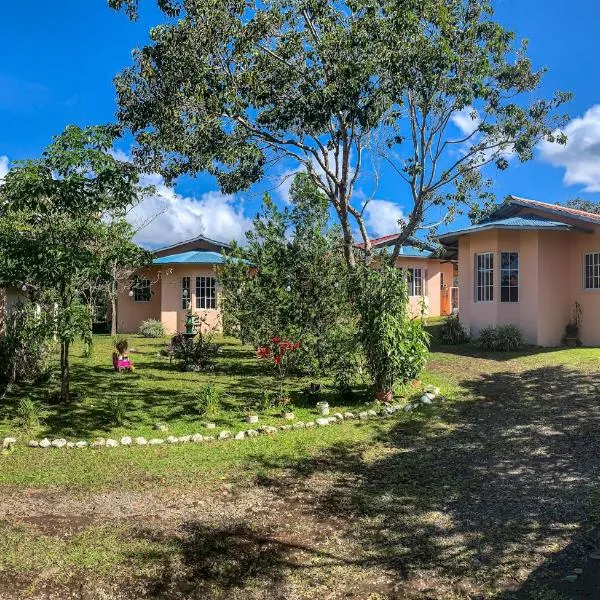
[138,319,166,338]
[170,333,220,372]
[477,324,523,352]
[108,395,128,425]
[0,302,54,384]
[195,383,222,418]
[16,397,43,429]
[440,316,470,345]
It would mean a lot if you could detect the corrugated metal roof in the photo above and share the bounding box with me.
[438,214,574,244]
[395,245,434,258]
[153,251,227,265]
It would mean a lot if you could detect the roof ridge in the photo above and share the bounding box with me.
[510,195,600,223]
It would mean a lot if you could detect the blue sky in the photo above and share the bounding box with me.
[1,0,600,247]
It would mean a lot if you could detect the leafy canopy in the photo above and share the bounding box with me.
[111,0,570,266]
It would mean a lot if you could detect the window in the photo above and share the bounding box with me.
[133,279,151,302]
[440,272,445,289]
[500,252,519,302]
[181,276,191,309]
[407,268,423,296]
[584,252,600,289]
[475,253,494,302]
[196,276,217,309]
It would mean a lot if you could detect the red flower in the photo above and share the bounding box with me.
[271,336,281,344]
[256,346,271,359]
[273,354,282,365]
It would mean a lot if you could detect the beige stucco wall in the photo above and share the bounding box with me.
[393,257,455,318]
[116,264,222,335]
[457,211,600,346]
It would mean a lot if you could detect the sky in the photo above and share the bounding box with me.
[1,0,600,247]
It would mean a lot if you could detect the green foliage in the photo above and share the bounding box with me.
[16,398,43,430]
[108,396,128,426]
[113,0,570,267]
[0,125,149,401]
[138,319,166,338]
[564,198,600,215]
[0,302,54,385]
[354,262,430,395]
[439,316,470,345]
[477,325,523,352]
[195,383,222,419]
[170,333,220,372]
[219,174,353,376]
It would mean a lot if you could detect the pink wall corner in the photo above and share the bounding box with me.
[116,266,162,334]
[159,265,222,335]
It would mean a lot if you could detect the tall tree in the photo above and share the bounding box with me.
[110,0,570,268]
[0,125,149,402]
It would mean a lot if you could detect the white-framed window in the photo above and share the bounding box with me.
[475,252,494,302]
[584,252,600,289]
[133,279,151,302]
[196,276,217,309]
[407,268,423,296]
[500,252,519,303]
[181,276,191,309]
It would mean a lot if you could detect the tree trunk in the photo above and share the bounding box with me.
[60,340,70,402]
[111,296,117,336]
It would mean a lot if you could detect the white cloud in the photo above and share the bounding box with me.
[451,106,481,137]
[538,104,600,192]
[363,199,404,238]
[0,155,9,185]
[129,172,252,248]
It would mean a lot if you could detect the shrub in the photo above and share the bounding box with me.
[440,316,470,345]
[138,319,166,338]
[108,396,128,425]
[477,324,523,352]
[0,302,54,384]
[16,398,43,429]
[170,333,221,372]
[354,263,430,398]
[195,383,222,418]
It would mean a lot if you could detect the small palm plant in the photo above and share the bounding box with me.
[17,398,43,430]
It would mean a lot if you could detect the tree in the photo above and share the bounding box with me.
[564,198,600,215]
[0,125,149,402]
[219,173,351,375]
[111,0,570,268]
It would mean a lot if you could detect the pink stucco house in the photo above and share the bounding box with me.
[358,235,458,318]
[439,196,600,346]
[115,234,229,335]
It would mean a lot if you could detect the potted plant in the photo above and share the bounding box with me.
[563,302,582,347]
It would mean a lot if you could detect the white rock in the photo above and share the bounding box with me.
[120,436,132,446]
[204,422,216,429]
[105,439,119,448]
[148,438,164,445]
[333,413,344,421]
[204,435,215,441]
[234,431,245,440]
[293,421,305,429]
[367,409,378,417]
[358,412,369,420]
[260,425,278,434]
[166,436,179,444]
[425,392,436,401]
[39,438,51,448]
[28,440,40,448]
[191,434,204,443]
[90,440,105,449]
[246,415,259,424]
[316,418,330,427]
[279,425,292,430]
[246,429,259,437]
[218,431,231,440]
[425,385,441,396]
[420,396,432,405]
[51,438,67,449]
[66,442,75,449]
[344,412,355,419]
[178,435,192,443]
[403,404,414,412]
[2,437,17,449]
[305,421,315,428]
[155,423,169,432]
[135,437,148,446]
[75,441,88,448]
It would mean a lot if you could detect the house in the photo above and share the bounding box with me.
[115,234,230,334]
[439,196,600,346]
[357,235,457,318]
[0,285,28,334]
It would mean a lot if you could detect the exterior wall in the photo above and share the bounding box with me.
[393,257,455,317]
[116,266,162,334]
[159,264,221,335]
[116,264,222,335]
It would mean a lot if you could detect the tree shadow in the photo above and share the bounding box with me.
[242,364,600,595]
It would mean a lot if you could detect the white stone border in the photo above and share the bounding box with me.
[2,392,444,451]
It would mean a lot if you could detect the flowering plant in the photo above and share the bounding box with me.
[256,337,300,400]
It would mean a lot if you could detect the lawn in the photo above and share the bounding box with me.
[1,333,600,599]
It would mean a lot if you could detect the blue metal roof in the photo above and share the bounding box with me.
[395,245,434,258]
[153,251,227,265]
[438,214,573,244]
